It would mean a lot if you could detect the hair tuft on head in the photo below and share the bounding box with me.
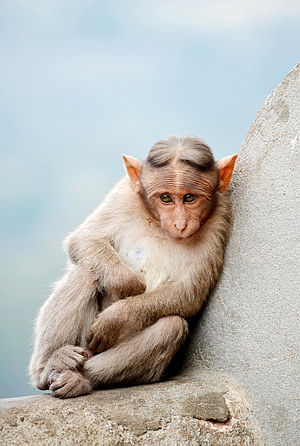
[146,135,215,171]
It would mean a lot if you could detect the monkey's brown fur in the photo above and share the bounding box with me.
[29,135,237,398]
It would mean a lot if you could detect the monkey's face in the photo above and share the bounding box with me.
[123,142,237,242]
[153,192,211,241]
[142,165,218,242]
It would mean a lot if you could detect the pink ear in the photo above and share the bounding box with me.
[122,155,142,192]
[217,154,238,192]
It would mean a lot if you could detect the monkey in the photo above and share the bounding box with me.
[29,135,237,398]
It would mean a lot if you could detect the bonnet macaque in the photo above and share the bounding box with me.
[29,135,237,398]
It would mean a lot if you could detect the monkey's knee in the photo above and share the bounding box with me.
[138,316,188,384]
[155,315,188,344]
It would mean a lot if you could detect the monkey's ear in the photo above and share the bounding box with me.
[217,154,238,192]
[122,154,142,192]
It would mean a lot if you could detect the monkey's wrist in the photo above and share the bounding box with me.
[99,267,145,300]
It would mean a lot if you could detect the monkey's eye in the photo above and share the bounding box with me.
[183,194,197,203]
[160,194,173,203]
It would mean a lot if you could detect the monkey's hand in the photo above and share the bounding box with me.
[87,300,137,352]
[42,345,91,381]
[102,267,145,302]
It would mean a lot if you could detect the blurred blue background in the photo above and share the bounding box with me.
[0,0,299,398]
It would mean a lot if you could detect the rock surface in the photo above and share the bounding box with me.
[184,63,300,446]
[0,375,262,445]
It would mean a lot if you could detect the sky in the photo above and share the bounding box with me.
[0,0,299,398]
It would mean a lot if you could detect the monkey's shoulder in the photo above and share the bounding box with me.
[95,177,158,233]
[71,177,143,236]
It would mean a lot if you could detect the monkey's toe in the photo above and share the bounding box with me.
[49,370,92,398]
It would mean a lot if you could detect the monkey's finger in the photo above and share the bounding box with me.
[68,352,88,368]
[49,370,73,392]
[52,380,77,398]
[69,351,88,361]
[50,378,67,392]
[58,353,83,370]
[73,347,90,359]
[53,372,92,398]
[48,370,61,385]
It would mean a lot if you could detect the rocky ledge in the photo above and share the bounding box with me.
[0,373,262,445]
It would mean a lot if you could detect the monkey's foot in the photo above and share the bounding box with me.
[49,370,92,398]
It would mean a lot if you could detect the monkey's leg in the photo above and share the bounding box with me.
[84,315,188,388]
[29,264,99,393]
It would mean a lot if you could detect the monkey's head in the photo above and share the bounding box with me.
[123,136,237,242]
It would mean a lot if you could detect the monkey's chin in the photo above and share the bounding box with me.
[164,228,199,243]
[169,234,195,243]
[173,237,186,243]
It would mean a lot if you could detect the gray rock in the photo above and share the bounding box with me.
[0,375,261,445]
[184,63,300,446]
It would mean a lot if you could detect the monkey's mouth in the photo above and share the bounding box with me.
[172,235,193,243]
[164,227,196,242]
[165,233,187,243]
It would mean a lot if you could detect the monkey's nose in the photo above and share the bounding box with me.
[174,221,187,232]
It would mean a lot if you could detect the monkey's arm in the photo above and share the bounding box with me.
[88,233,225,352]
[65,232,145,301]
[88,275,211,352]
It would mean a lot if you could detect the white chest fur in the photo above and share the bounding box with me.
[117,229,196,292]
